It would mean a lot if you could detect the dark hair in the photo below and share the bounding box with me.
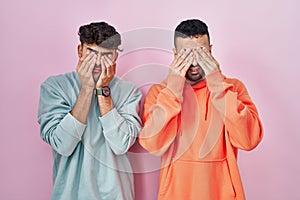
[78,22,121,49]
[174,19,210,46]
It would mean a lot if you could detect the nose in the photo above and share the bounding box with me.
[96,54,101,66]
[192,54,197,66]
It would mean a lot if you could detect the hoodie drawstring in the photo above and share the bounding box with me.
[205,88,210,121]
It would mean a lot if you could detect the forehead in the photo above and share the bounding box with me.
[175,35,210,50]
[83,43,115,53]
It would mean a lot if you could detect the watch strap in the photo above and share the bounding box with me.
[96,86,110,97]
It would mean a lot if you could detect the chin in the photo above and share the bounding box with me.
[93,73,101,83]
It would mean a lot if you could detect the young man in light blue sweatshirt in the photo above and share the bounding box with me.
[38,22,142,200]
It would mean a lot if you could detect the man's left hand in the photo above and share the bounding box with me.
[194,47,220,75]
[96,55,116,89]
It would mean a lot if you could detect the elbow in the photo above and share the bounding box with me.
[55,145,75,157]
[111,144,130,156]
[113,150,127,156]
[244,125,264,151]
[49,139,77,157]
[240,142,259,151]
[110,135,135,156]
[138,138,168,157]
[111,125,140,155]
[237,131,263,151]
[41,131,77,157]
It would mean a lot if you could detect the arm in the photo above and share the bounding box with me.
[139,74,186,156]
[38,80,88,156]
[195,47,263,150]
[206,71,263,150]
[100,87,142,155]
[38,50,97,156]
[139,49,193,156]
[94,55,142,155]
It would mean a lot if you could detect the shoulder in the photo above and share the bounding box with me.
[110,77,143,105]
[223,75,249,94]
[41,72,79,89]
[148,83,165,93]
[111,76,140,93]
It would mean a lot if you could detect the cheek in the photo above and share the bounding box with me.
[192,59,197,66]
[82,49,88,56]
[111,54,117,62]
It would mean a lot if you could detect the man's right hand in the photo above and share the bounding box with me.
[76,50,97,89]
[169,48,193,77]
[71,50,96,124]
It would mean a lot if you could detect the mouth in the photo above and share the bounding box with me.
[188,66,201,75]
[93,66,101,73]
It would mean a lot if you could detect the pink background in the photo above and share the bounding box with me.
[1,0,299,199]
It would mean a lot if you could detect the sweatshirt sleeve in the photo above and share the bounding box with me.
[99,87,142,155]
[37,79,86,156]
[206,71,263,150]
[139,74,185,156]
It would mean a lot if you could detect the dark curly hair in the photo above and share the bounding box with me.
[174,19,210,46]
[78,22,121,49]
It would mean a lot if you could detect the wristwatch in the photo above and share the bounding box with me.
[96,86,111,97]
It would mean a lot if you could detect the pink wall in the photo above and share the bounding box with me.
[1,0,299,199]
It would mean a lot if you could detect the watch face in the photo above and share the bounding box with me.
[102,87,110,97]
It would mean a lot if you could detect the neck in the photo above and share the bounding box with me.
[186,77,205,86]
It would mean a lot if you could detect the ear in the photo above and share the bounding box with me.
[77,44,83,58]
[172,48,177,56]
[114,51,119,62]
[209,44,213,53]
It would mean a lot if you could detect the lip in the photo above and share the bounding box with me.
[189,67,200,74]
[93,67,101,73]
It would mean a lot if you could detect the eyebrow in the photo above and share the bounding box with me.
[101,52,113,56]
[86,47,113,56]
[87,47,99,54]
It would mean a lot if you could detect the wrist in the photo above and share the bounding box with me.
[96,86,111,97]
[81,85,95,93]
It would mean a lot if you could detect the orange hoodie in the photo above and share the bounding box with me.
[139,70,263,200]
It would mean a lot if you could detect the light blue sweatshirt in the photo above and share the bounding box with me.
[38,72,142,200]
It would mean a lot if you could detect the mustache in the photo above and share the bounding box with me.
[188,64,202,70]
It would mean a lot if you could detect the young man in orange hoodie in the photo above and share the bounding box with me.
[139,19,263,200]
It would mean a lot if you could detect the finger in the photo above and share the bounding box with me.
[76,50,91,71]
[181,55,194,75]
[170,48,183,67]
[84,53,97,72]
[102,56,112,76]
[175,48,192,66]
[169,48,192,76]
[86,55,97,73]
[107,57,116,77]
[103,55,114,66]
[202,47,220,69]
[200,47,213,62]
[197,47,216,65]
[194,48,203,65]
[96,53,101,67]
[100,57,107,77]
[79,52,95,72]
[196,47,218,72]
[175,51,193,72]
[171,48,190,68]
[195,48,211,66]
